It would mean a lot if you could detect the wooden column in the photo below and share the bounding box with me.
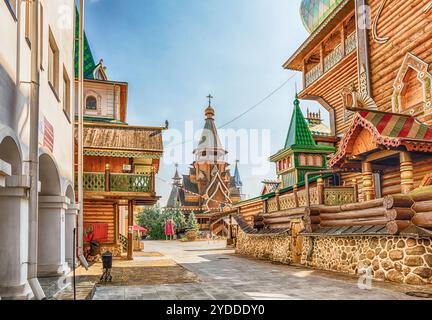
[400,151,414,194]
[114,203,119,245]
[340,23,346,58]
[317,178,324,205]
[355,0,372,96]
[302,59,307,89]
[352,179,359,203]
[362,162,375,201]
[104,164,110,192]
[275,189,281,211]
[319,42,325,73]
[293,184,299,208]
[127,200,134,260]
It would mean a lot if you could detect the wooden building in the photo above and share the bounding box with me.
[234,0,432,284]
[74,18,165,258]
[166,102,242,234]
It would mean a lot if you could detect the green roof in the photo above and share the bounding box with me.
[74,8,96,79]
[77,116,127,125]
[285,96,316,148]
[270,97,335,162]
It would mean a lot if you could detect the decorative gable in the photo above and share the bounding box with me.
[392,53,432,115]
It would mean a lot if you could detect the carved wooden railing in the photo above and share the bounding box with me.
[110,173,152,193]
[304,32,357,88]
[82,173,105,192]
[324,187,355,206]
[79,172,153,193]
[119,234,128,252]
[305,64,323,87]
[324,45,343,72]
[345,32,357,55]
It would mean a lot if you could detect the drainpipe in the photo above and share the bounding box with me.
[77,0,88,269]
[28,0,45,300]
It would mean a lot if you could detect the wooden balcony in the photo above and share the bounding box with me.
[304,31,357,88]
[81,172,153,193]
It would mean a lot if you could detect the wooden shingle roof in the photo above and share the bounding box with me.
[79,123,164,158]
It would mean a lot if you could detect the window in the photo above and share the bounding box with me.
[48,30,59,96]
[85,96,97,110]
[4,0,17,19]
[63,68,71,120]
[25,0,32,46]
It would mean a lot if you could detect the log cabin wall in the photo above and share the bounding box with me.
[83,200,116,244]
[369,0,432,122]
[238,199,263,227]
[301,52,359,140]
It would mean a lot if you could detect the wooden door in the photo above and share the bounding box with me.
[291,222,303,264]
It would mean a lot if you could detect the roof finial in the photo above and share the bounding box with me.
[207,94,214,107]
[205,94,215,119]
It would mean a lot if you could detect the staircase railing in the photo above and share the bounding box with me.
[119,234,128,252]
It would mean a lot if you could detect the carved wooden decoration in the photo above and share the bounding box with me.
[392,53,432,114]
[373,0,390,44]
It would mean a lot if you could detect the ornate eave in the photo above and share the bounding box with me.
[83,149,163,159]
[329,109,432,167]
[283,0,354,71]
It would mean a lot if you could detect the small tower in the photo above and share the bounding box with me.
[166,164,182,208]
[270,95,335,189]
[233,160,243,198]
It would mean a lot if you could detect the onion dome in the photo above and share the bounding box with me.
[205,105,215,119]
[300,0,344,33]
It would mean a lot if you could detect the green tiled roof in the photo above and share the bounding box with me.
[74,8,96,79]
[77,116,127,125]
[285,96,317,148]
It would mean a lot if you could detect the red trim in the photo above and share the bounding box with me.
[424,128,432,140]
[398,117,414,138]
[375,113,392,134]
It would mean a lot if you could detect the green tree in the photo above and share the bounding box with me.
[136,206,166,240]
[187,212,199,231]
[171,207,187,233]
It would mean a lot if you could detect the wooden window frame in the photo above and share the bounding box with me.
[63,67,71,122]
[48,29,60,99]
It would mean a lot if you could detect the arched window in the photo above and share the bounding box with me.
[86,95,97,110]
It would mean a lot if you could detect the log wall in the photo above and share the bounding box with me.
[83,200,116,244]
[300,51,358,138]
[238,199,263,227]
[369,0,432,123]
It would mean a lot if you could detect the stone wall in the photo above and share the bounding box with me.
[236,231,432,285]
[301,236,432,285]
[236,230,292,264]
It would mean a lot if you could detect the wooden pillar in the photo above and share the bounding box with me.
[340,22,346,57]
[400,151,414,194]
[302,59,307,89]
[362,162,375,201]
[293,184,299,207]
[114,203,119,245]
[151,168,156,195]
[127,200,134,260]
[320,42,325,73]
[275,189,281,211]
[355,0,372,96]
[263,199,268,214]
[352,179,359,203]
[317,178,324,205]
[104,164,110,192]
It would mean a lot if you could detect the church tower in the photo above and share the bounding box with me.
[165,96,242,230]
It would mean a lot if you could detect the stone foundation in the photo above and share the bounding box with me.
[236,231,432,285]
[302,236,432,285]
[236,230,293,264]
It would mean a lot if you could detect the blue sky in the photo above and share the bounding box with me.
[85,0,326,204]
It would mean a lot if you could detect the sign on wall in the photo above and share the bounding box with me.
[39,116,55,153]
